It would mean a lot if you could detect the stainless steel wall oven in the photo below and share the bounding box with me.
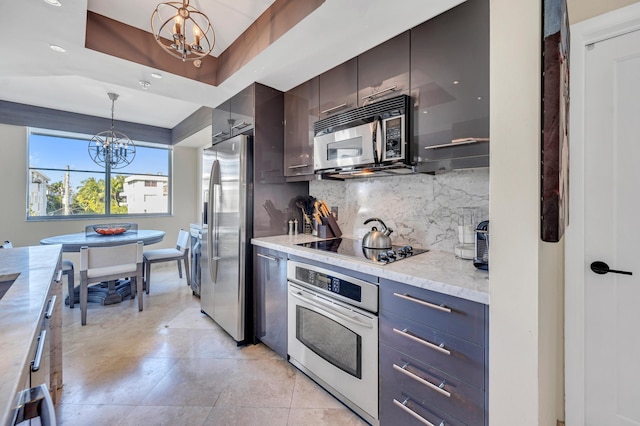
[287,260,379,425]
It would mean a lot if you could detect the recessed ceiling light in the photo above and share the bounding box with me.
[453,80,459,85]
[139,80,151,89]
[44,0,62,6]
[151,73,162,79]
[477,96,483,100]
[49,44,66,53]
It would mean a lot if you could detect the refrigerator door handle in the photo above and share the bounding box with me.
[208,159,221,284]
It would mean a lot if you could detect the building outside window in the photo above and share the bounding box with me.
[27,128,172,219]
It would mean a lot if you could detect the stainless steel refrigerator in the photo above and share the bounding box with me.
[200,134,306,344]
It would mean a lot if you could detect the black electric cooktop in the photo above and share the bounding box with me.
[296,237,428,265]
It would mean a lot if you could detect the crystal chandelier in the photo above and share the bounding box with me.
[88,93,135,169]
[151,0,215,65]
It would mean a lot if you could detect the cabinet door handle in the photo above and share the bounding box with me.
[45,295,56,319]
[320,103,348,115]
[393,328,451,355]
[393,397,445,426]
[361,85,398,100]
[212,131,229,138]
[287,164,310,169]
[31,329,47,372]
[393,292,452,313]
[257,253,279,262]
[231,121,251,130]
[393,363,451,398]
[55,269,63,283]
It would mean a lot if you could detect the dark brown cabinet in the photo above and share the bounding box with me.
[284,77,318,179]
[410,0,490,172]
[230,85,254,137]
[379,278,489,425]
[211,102,230,144]
[211,85,255,144]
[318,58,357,118]
[358,31,410,106]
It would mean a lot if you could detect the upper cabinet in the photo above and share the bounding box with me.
[318,58,357,119]
[211,101,230,144]
[230,85,254,137]
[358,31,410,107]
[211,85,255,144]
[410,0,490,172]
[284,77,319,179]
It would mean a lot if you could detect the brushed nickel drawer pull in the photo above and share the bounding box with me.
[231,121,251,130]
[287,164,310,169]
[320,102,348,114]
[393,363,451,397]
[45,295,56,319]
[362,85,398,100]
[393,328,451,355]
[212,131,229,138]
[31,330,47,372]
[55,269,63,283]
[393,397,444,426]
[393,292,452,313]
[257,253,278,262]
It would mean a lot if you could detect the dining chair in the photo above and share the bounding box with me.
[79,241,144,326]
[143,229,190,294]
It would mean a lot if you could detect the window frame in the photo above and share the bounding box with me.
[27,127,173,221]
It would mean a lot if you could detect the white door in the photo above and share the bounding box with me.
[582,28,640,424]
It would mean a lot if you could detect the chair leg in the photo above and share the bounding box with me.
[184,257,191,286]
[177,259,183,278]
[80,276,88,326]
[145,261,151,294]
[67,270,75,308]
[136,272,144,312]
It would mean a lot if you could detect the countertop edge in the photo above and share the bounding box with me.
[251,235,489,305]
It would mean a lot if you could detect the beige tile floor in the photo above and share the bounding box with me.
[56,266,368,426]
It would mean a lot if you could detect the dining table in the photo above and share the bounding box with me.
[40,229,165,305]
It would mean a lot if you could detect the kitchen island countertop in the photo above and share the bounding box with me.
[252,235,489,305]
[0,244,62,426]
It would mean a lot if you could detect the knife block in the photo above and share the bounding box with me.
[322,215,342,238]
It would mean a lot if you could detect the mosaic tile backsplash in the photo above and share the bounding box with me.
[309,168,489,253]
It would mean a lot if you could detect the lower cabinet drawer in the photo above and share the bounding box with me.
[380,310,485,389]
[380,343,484,425]
[380,385,468,426]
[379,278,487,345]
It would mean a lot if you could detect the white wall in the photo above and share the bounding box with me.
[489,0,560,424]
[0,123,199,263]
[568,0,638,23]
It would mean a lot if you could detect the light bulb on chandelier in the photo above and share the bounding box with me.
[88,93,135,169]
[151,0,215,65]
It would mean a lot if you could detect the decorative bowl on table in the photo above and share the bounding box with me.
[92,224,131,235]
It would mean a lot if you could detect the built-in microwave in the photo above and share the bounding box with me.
[313,95,410,174]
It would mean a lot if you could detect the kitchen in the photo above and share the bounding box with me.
[0,0,636,425]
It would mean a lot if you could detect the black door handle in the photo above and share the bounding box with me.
[590,261,632,276]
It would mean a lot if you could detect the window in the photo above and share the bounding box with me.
[27,128,172,219]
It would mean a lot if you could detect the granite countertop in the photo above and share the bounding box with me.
[251,235,489,305]
[0,245,62,426]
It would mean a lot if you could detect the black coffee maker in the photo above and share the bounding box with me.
[473,221,489,271]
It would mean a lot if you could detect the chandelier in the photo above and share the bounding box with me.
[151,0,215,65]
[88,93,135,169]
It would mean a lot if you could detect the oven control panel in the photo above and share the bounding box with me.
[295,267,362,303]
[287,260,379,314]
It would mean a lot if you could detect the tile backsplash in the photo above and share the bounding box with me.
[310,168,489,253]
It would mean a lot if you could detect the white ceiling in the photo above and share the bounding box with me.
[0,0,464,146]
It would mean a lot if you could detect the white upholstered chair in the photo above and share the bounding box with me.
[143,229,190,294]
[79,241,144,326]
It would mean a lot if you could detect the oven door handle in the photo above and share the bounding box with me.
[288,288,375,329]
